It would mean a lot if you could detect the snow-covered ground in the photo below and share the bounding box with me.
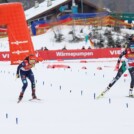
[0,58,134,134]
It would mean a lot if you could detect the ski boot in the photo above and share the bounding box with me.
[32,89,37,99]
[29,89,41,101]
[18,92,23,103]
[30,89,41,101]
[129,88,134,97]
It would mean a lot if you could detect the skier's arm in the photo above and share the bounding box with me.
[16,62,25,77]
[115,50,126,70]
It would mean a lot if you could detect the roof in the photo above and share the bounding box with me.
[25,0,104,21]
[25,0,68,21]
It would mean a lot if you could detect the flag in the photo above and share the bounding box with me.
[89,38,94,48]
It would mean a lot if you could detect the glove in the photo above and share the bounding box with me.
[114,63,119,71]
[16,74,20,78]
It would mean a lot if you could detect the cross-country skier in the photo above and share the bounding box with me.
[16,54,38,102]
[97,60,127,99]
[97,34,134,98]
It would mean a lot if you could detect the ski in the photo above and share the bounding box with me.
[96,88,110,99]
[29,98,41,101]
[17,98,23,103]
[17,98,41,103]
[96,92,105,99]
[17,100,21,103]
[126,95,134,98]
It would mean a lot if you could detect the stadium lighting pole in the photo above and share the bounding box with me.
[81,0,83,13]
[72,0,75,5]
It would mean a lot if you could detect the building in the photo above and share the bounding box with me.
[25,0,105,24]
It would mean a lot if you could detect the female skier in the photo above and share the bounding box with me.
[97,34,134,98]
[16,54,38,102]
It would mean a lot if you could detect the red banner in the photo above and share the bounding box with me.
[0,3,35,65]
[0,52,10,61]
[0,48,123,62]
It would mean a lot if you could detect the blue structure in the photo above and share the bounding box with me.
[59,5,68,12]
[31,12,109,35]
[71,5,78,13]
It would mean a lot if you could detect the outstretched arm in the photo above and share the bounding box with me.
[115,50,127,70]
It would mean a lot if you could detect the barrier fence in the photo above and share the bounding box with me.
[0,48,123,61]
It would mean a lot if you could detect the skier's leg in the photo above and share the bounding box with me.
[97,62,127,99]
[99,64,126,97]
[27,70,37,99]
[128,68,134,96]
[18,71,28,101]
[107,64,125,90]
